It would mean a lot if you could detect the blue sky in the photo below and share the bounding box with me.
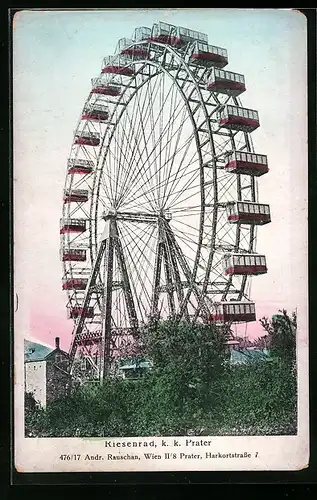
[13,9,307,348]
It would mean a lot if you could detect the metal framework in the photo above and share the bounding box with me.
[60,21,270,381]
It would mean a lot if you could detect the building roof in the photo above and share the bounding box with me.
[230,348,272,365]
[24,339,54,362]
[24,339,68,362]
[118,361,151,370]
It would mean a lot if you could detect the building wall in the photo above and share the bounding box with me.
[45,352,71,405]
[25,361,46,407]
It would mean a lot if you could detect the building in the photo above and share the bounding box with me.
[229,347,272,365]
[24,337,71,408]
[117,358,151,379]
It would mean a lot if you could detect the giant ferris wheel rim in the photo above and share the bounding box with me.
[60,25,268,370]
[62,37,256,313]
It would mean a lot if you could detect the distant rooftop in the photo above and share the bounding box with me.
[230,348,272,365]
[119,361,151,370]
[24,339,54,362]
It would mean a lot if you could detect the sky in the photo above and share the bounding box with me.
[13,8,308,350]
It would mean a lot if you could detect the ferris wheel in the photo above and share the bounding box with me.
[60,21,271,379]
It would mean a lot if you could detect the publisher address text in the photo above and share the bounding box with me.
[58,438,259,462]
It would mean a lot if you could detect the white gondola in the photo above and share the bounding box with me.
[219,105,260,132]
[67,158,94,174]
[190,41,228,68]
[102,55,135,76]
[224,151,269,177]
[60,218,87,234]
[74,130,100,146]
[226,201,271,225]
[62,277,88,290]
[61,248,87,262]
[222,253,267,275]
[63,189,89,204]
[149,21,184,46]
[207,68,245,95]
[209,302,256,323]
[116,37,148,58]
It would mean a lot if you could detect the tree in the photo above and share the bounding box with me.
[139,319,228,414]
[25,391,37,412]
[259,309,296,362]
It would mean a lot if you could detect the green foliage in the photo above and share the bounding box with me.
[24,391,37,412]
[140,319,228,413]
[207,357,297,435]
[260,309,296,362]
[25,316,297,438]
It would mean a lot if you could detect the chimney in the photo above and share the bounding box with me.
[55,337,60,350]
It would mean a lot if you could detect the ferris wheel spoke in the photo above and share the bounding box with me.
[159,77,188,204]
[161,121,196,206]
[169,204,202,214]
[115,82,159,185]
[102,147,125,204]
[113,82,160,206]
[100,168,116,205]
[168,185,202,213]
[114,106,163,210]
[121,85,191,201]
[110,126,157,210]
[119,219,157,254]
[108,105,141,198]
[171,219,201,239]
[113,91,142,199]
[129,78,169,204]
[157,71,165,201]
[166,161,202,207]
[144,100,192,193]
[121,125,196,210]
[152,181,202,214]
[110,103,165,208]
[112,125,158,210]
[117,78,144,152]
[161,77,178,188]
[146,74,177,208]
[130,69,166,143]
[120,155,201,212]
[148,76,161,203]
[161,134,199,201]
